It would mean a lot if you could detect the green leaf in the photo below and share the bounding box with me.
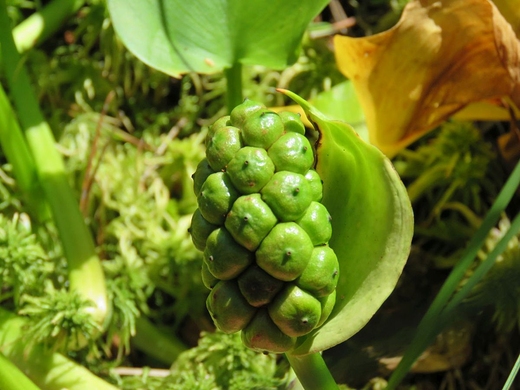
[280,90,414,355]
[107,0,329,77]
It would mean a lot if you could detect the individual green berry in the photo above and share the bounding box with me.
[201,261,219,289]
[230,99,266,128]
[268,132,314,174]
[241,309,296,353]
[207,280,256,333]
[226,147,275,194]
[279,111,305,135]
[189,209,218,251]
[261,171,312,222]
[206,126,243,171]
[206,115,231,147]
[256,222,314,281]
[192,158,215,197]
[304,169,323,202]
[242,111,284,149]
[237,264,284,307]
[197,172,239,225]
[317,289,336,328]
[225,194,278,251]
[296,246,339,297]
[204,228,254,280]
[296,201,332,246]
[268,284,322,337]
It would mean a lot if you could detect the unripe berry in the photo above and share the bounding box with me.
[261,171,312,222]
[242,111,284,149]
[207,280,256,333]
[225,194,277,251]
[226,147,275,194]
[206,126,243,171]
[268,132,314,174]
[278,111,306,135]
[197,172,239,225]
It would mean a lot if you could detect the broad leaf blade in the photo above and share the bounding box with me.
[107,0,329,77]
[280,90,414,355]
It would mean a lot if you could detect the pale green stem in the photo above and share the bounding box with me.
[0,308,118,390]
[224,62,243,113]
[0,1,108,326]
[13,0,85,52]
[285,352,339,390]
[0,83,50,221]
[0,351,41,390]
[132,316,187,365]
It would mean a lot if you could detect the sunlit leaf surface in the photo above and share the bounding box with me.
[107,0,328,77]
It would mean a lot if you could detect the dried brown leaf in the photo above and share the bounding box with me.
[335,0,520,156]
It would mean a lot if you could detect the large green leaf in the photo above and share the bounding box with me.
[280,90,414,355]
[107,0,329,77]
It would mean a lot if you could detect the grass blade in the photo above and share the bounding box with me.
[386,160,520,389]
[502,352,520,390]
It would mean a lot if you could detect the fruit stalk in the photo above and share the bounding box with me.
[285,352,339,390]
[224,62,243,113]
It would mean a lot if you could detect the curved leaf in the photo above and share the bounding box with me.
[279,90,414,355]
[107,0,329,77]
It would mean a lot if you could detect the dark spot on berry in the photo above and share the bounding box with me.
[263,351,269,355]
[294,187,300,193]
[302,318,308,324]
[333,270,338,277]
[209,255,214,262]
[303,146,308,151]
[286,251,292,256]
[243,216,249,222]
[244,160,249,165]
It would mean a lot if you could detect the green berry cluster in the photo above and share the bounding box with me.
[190,100,339,353]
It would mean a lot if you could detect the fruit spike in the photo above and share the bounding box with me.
[190,99,338,353]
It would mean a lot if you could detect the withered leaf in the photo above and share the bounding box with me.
[335,0,520,156]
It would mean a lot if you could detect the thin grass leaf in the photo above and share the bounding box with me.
[502,352,520,390]
[387,160,520,389]
[444,212,520,314]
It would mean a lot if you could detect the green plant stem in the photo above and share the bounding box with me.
[0,351,41,390]
[132,316,187,365]
[0,308,118,390]
[386,159,520,389]
[0,83,50,220]
[285,352,339,390]
[13,0,85,52]
[224,62,243,113]
[0,1,108,326]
